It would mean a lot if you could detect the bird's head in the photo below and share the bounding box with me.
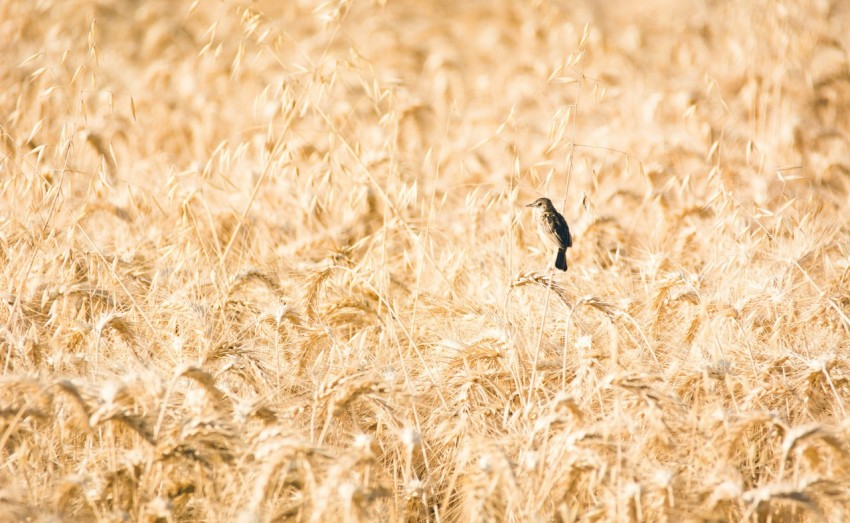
[526,197,554,209]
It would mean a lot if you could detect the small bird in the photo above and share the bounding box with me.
[526,197,572,271]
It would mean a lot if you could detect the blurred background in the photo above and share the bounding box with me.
[2,0,850,521]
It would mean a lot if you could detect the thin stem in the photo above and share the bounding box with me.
[527,270,554,406]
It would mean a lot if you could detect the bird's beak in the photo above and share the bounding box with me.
[525,203,535,208]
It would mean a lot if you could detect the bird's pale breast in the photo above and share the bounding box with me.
[535,210,565,249]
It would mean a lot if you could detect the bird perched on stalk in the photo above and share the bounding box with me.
[526,197,572,271]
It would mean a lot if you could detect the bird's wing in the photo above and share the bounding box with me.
[555,215,571,248]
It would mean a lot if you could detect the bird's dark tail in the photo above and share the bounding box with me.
[555,249,567,271]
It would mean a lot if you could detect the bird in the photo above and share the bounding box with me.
[526,197,572,271]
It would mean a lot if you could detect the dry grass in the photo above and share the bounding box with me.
[2,0,850,521]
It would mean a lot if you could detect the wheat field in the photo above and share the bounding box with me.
[2,0,850,521]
